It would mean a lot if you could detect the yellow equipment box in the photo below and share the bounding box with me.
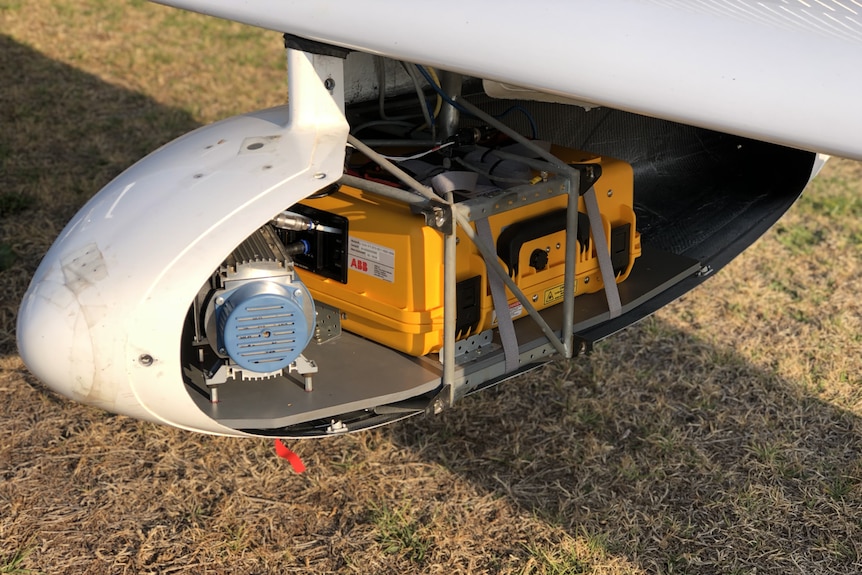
[286,149,640,356]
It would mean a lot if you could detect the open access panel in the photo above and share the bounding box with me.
[181,101,713,437]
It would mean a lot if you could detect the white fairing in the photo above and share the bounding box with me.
[157,0,862,160]
[17,51,348,435]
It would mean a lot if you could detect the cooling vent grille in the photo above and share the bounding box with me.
[218,285,311,372]
[232,299,298,367]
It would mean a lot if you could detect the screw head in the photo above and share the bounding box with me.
[139,354,154,367]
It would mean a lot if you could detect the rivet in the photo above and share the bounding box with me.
[139,354,154,367]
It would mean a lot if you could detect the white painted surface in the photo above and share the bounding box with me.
[17,51,349,435]
[156,0,862,159]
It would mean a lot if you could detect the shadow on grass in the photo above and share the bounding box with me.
[0,34,199,352]
[2,34,861,575]
[391,319,862,572]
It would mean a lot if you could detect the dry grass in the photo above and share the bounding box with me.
[2,1,862,573]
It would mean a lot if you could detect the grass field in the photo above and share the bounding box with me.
[2,2,862,573]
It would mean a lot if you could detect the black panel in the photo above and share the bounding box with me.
[280,204,349,283]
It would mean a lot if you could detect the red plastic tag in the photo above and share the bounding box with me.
[274,439,306,473]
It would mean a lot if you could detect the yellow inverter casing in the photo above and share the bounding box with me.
[291,150,641,356]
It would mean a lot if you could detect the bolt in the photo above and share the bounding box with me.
[607,189,613,197]
[696,265,714,277]
[556,243,561,249]
[313,172,326,180]
[139,354,154,367]
[294,288,302,297]
[532,294,538,302]
[584,277,590,284]
[215,296,225,306]
[323,77,336,91]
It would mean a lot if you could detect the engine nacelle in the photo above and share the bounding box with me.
[16,50,349,436]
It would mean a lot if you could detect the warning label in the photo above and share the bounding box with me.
[492,301,523,325]
[509,301,523,319]
[543,284,566,305]
[348,237,395,283]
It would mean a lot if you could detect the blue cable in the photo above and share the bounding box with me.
[494,105,539,140]
[415,65,472,115]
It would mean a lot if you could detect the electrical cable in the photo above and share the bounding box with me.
[400,61,436,140]
[415,65,472,115]
[425,66,443,119]
[494,105,539,140]
[454,157,534,185]
[379,141,455,162]
[351,119,416,137]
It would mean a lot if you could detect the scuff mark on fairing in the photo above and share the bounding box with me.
[61,243,108,294]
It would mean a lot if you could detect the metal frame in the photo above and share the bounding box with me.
[343,127,596,406]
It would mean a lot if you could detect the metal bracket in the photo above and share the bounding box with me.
[313,302,342,343]
[438,329,496,363]
[289,354,319,392]
[413,203,453,234]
